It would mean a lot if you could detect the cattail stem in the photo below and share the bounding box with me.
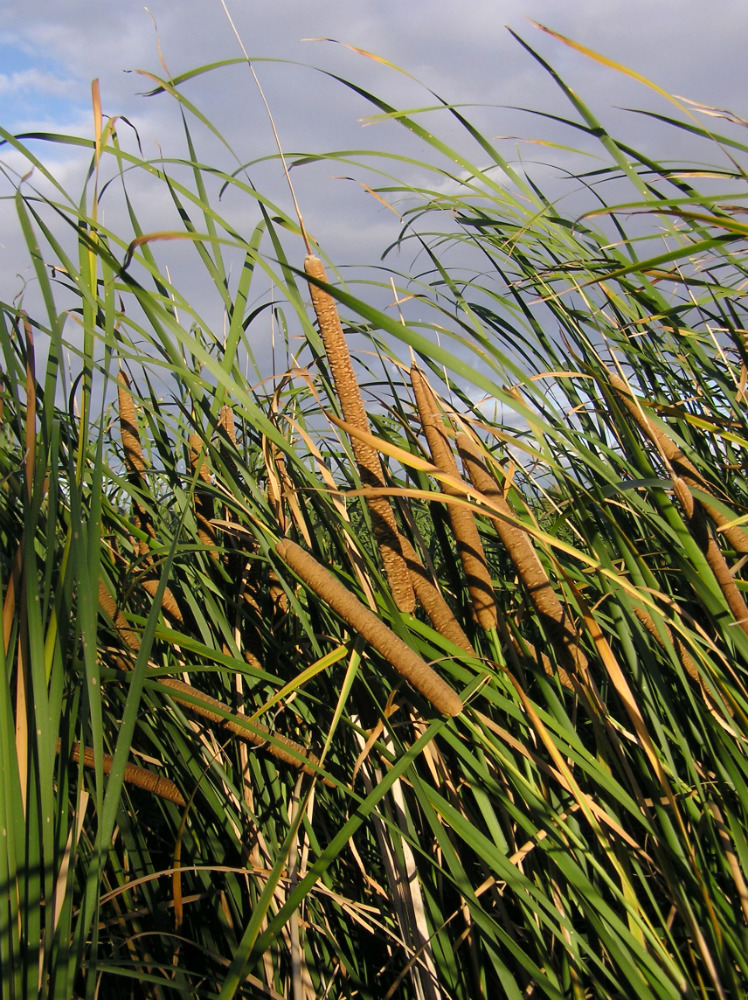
[276,539,463,716]
[411,366,497,631]
[305,255,414,612]
[456,432,588,674]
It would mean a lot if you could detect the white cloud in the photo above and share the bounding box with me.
[0,67,74,97]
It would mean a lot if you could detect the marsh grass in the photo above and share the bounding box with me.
[2,24,748,1000]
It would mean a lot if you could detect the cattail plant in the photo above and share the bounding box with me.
[158,677,331,784]
[188,432,218,555]
[305,254,414,612]
[411,365,498,631]
[8,35,748,1000]
[456,431,589,676]
[671,475,748,638]
[58,738,185,806]
[117,369,157,554]
[276,538,463,716]
[609,371,748,554]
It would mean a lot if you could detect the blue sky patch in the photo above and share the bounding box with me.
[0,37,86,131]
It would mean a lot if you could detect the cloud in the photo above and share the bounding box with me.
[0,67,74,97]
[0,0,745,316]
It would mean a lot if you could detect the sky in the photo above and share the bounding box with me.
[0,0,746,343]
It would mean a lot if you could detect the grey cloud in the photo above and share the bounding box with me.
[1,0,744,315]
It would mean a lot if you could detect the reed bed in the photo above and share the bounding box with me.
[2,25,748,1000]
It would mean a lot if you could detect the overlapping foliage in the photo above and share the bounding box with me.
[2,27,748,999]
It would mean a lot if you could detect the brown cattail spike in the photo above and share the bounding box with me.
[456,432,588,675]
[631,605,699,682]
[609,372,748,555]
[141,579,185,627]
[158,677,331,785]
[188,433,217,553]
[95,587,327,783]
[117,370,155,553]
[411,366,497,630]
[672,477,748,639]
[398,533,476,655]
[305,255,414,613]
[218,405,236,445]
[98,581,139,651]
[117,370,145,477]
[59,738,185,807]
[507,633,574,692]
[276,539,462,716]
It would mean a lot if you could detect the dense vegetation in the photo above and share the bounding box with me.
[2,26,748,999]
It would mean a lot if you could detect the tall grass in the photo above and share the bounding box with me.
[2,25,748,999]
